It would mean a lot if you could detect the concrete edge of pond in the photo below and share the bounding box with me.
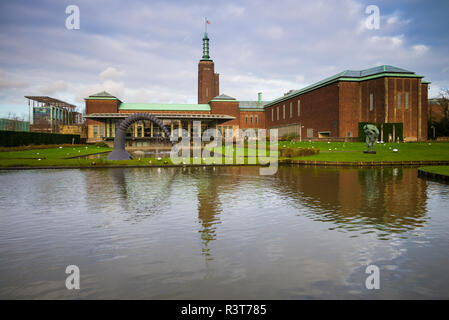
[418,168,449,183]
[2,159,449,170]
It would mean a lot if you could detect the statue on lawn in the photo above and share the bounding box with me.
[363,124,379,154]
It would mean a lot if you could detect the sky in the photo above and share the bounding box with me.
[0,0,448,120]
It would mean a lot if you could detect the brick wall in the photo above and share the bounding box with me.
[239,111,265,129]
[265,83,340,138]
[85,99,120,114]
[210,100,240,126]
[198,60,219,104]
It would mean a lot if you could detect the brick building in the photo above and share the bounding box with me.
[84,32,429,144]
[264,66,429,142]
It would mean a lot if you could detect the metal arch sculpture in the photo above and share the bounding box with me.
[107,113,172,160]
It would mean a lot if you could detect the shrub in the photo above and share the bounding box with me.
[94,142,109,148]
[0,130,80,147]
[279,147,320,157]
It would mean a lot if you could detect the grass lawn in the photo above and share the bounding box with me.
[282,141,449,162]
[1,141,448,168]
[418,166,449,176]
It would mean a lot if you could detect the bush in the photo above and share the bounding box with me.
[279,147,320,157]
[94,142,109,148]
[0,130,80,147]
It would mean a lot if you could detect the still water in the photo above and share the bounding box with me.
[0,166,448,299]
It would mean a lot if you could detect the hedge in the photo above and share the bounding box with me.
[0,130,80,147]
[358,122,403,142]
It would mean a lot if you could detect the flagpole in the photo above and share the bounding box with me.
[205,17,207,33]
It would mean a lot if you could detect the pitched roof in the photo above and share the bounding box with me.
[85,91,120,100]
[239,100,269,110]
[90,91,116,97]
[264,65,425,108]
[210,94,237,101]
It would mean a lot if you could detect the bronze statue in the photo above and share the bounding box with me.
[363,124,379,154]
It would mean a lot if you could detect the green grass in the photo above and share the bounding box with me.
[418,166,449,176]
[0,145,112,159]
[282,141,449,162]
[1,142,448,168]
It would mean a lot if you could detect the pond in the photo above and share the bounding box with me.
[0,166,448,299]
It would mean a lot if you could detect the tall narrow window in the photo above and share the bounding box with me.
[277,107,279,121]
[298,100,301,116]
[290,102,292,118]
[255,115,258,124]
[283,105,285,119]
[271,109,274,121]
[397,92,401,110]
[245,115,248,124]
[405,92,409,110]
[250,116,253,124]
[369,93,374,111]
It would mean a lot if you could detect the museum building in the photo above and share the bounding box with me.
[84,32,429,144]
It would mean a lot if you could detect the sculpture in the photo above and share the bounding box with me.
[107,113,172,160]
[363,124,379,154]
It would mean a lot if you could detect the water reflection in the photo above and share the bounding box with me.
[196,169,222,262]
[1,166,449,299]
[274,166,428,239]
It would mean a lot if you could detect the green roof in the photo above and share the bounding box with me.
[85,91,120,100]
[210,94,238,102]
[265,65,426,108]
[119,103,211,112]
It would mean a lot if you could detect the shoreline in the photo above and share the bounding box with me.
[2,159,449,170]
[418,167,449,183]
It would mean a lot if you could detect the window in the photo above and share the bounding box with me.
[277,107,279,121]
[397,92,401,109]
[290,102,292,118]
[347,131,352,137]
[271,109,274,121]
[100,126,104,138]
[245,115,248,124]
[307,128,313,138]
[93,125,98,138]
[255,115,258,124]
[250,116,253,124]
[405,92,409,110]
[298,100,301,116]
[369,93,374,111]
[283,105,285,119]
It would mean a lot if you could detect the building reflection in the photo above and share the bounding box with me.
[84,167,179,221]
[195,170,221,262]
[274,166,428,238]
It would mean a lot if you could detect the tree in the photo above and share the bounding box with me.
[429,89,449,138]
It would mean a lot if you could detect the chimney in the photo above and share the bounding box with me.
[257,92,262,107]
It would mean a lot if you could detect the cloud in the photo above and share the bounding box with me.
[0,70,28,91]
[0,0,447,118]
[38,80,68,95]
[99,67,125,81]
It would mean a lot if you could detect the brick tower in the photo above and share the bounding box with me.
[198,32,219,104]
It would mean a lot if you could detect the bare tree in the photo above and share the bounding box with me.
[438,89,449,120]
[5,112,24,131]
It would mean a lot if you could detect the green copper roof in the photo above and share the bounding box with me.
[202,32,211,60]
[85,91,120,100]
[210,94,236,101]
[119,103,211,112]
[264,65,425,108]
